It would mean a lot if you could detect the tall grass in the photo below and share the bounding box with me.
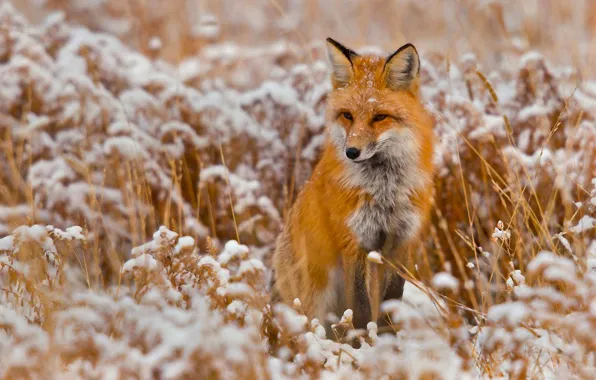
[1,0,595,378]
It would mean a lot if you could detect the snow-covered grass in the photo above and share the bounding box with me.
[1,1,596,378]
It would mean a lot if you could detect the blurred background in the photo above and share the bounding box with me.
[15,0,596,76]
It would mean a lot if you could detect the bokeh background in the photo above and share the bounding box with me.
[15,0,596,74]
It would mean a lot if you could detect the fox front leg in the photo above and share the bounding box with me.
[342,254,371,330]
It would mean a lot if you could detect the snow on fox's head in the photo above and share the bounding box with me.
[324,38,432,165]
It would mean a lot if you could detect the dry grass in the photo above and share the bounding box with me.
[15,0,596,76]
[1,0,596,378]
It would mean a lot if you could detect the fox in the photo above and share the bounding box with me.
[271,38,434,330]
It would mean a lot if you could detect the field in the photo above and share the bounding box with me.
[1,0,596,378]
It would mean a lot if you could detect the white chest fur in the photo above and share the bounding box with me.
[347,163,421,251]
[329,124,428,253]
[341,142,426,252]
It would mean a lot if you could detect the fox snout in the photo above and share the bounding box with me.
[344,134,378,162]
[344,128,378,161]
[345,143,376,162]
[345,147,360,160]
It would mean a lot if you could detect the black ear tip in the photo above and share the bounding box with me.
[386,43,419,63]
[326,37,342,49]
[400,43,418,54]
[326,38,358,60]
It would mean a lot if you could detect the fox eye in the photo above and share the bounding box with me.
[372,114,388,122]
[341,112,353,121]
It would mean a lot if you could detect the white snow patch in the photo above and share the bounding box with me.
[432,272,459,291]
[569,215,595,234]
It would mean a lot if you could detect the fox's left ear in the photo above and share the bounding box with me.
[383,43,420,92]
[326,37,358,88]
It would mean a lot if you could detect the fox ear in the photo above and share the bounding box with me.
[383,43,420,91]
[326,37,358,87]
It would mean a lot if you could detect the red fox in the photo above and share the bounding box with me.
[271,38,434,330]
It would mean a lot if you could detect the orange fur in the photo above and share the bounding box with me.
[272,39,434,328]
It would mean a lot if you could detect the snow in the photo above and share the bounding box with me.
[468,114,506,140]
[274,304,307,334]
[152,226,179,246]
[527,251,576,275]
[223,282,253,297]
[569,215,595,234]
[518,104,551,122]
[0,236,14,251]
[218,240,250,265]
[193,14,220,39]
[519,51,545,67]
[237,258,265,276]
[432,272,459,291]
[1,1,595,378]
[103,136,146,160]
[553,233,572,253]
[502,146,553,168]
[227,300,248,316]
[492,220,512,242]
[148,36,162,51]
[122,253,159,272]
[13,225,48,242]
[366,322,378,340]
[338,309,353,325]
[174,236,195,255]
[366,251,382,264]
[511,270,526,285]
[487,302,530,325]
[588,241,596,271]
[47,225,86,241]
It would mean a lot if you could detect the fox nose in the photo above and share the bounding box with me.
[345,147,361,160]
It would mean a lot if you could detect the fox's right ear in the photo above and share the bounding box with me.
[326,38,358,87]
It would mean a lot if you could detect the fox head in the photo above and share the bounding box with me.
[324,38,433,166]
